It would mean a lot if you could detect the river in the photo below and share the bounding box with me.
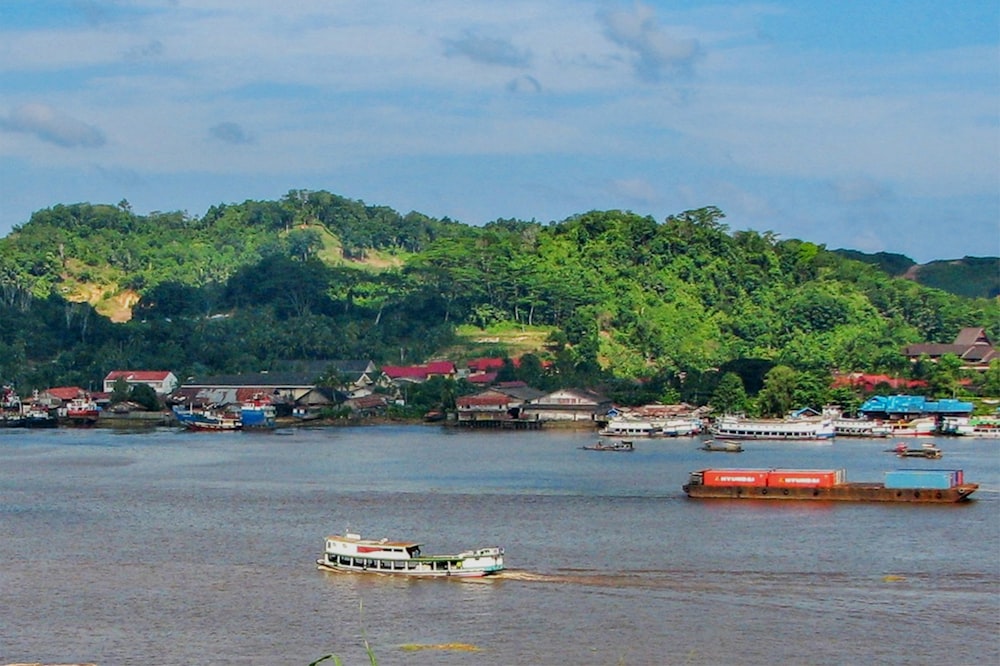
[1,425,998,665]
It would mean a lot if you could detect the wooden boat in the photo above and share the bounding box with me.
[700,440,742,453]
[581,439,634,452]
[889,442,942,459]
[598,416,702,438]
[683,468,977,503]
[172,405,242,431]
[317,532,504,577]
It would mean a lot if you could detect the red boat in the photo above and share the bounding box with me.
[65,395,100,425]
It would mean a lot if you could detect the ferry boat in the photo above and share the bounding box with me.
[940,415,1000,438]
[598,416,702,438]
[831,416,891,438]
[682,468,977,503]
[710,415,835,441]
[317,532,504,577]
[884,417,937,437]
[890,442,942,459]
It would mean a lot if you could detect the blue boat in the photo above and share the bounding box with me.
[240,394,276,429]
[173,405,242,431]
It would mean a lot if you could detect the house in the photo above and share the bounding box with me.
[170,372,317,415]
[830,373,928,392]
[380,361,457,385]
[36,386,89,407]
[904,327,997,370]
[521,388,613,422]
[343,394,389,417]
[104,370,179,395]
[456,390,523,423]
[274,359,378,397]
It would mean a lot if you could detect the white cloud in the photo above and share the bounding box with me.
[0,103,106,148]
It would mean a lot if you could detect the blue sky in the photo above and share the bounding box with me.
[0,0,997,263]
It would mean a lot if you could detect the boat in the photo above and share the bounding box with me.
[598,416,702,438]
[889,442,942,459]
[831,416,891,438]
[682,468,977,503]
[317,532,504,577]
[1,385,25,427]
[884,417,937,437]
[22,402,57,428]
[172,405,242,431]
[240,394,276,429]
[64,394,100,425]
[940,415,1000,438]
[709,414,835,441]
[581,439,635,452]
[700,440,743,453]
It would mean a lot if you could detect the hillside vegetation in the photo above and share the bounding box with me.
[1,191,997,408]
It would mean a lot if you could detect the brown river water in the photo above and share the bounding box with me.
[1,425,998,665]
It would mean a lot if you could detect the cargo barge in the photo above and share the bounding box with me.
[683,468,978,503]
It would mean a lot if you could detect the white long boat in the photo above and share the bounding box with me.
[598,416,702,438]
[710,415,835,441]
[317,532,504,577]
[832,416,892,438]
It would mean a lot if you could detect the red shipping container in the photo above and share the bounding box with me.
[702,469,769,487]
[767,470,841,488]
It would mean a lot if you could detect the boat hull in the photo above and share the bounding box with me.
[316,558,500,577]
[683,482,978,503]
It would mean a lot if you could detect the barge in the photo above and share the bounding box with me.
[683,468,978,503]
[317,532,504,577]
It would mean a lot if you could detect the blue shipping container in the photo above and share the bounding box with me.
[884,469,960,490]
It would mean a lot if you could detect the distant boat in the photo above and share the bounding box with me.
[598,416,702,438]
[710,414,835,441]
[23,403,57,428]
[1,385,25,427]
[700,440,743,453]
[889,442,942,459]
[172,405,241,431]
[580,439,635,452]
[317,532,504,577]
[64,395,100,425]
[240,394,276,429]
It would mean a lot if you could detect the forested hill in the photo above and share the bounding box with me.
[0,191,996,403]
[832,250,1000,299]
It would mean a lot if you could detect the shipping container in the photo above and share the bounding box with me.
[884,469,961,490]
[767,469,844,488]
[701,469,769,487]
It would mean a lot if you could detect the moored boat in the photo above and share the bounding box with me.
[1,385,25,427]
[172,405,242,431]
[240,394,276,429]
[317,532,504,577]
[884,417,937,437]
[23,402,57,428]
[832,416,891,438]
[682,468,977,502]
[64,394,100,425]
[710,415,835,441]
[598,416,701,438]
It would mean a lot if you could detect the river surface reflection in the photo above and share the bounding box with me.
[1,425,998,665]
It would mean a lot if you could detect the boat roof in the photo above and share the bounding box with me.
[326,534,422,548]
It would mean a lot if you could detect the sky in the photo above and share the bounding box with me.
[0,1,997,263]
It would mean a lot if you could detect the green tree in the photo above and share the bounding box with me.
[710,372,748,414]
[757,365,798,417]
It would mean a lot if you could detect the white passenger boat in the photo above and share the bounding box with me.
[832,416,891,438]
[710,415,835,440]
[598,416,702,438]
[317,532,504,577]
